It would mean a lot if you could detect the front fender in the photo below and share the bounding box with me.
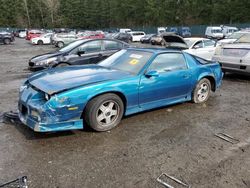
[52,77,139,117]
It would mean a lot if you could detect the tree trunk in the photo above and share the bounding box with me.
[23,0,31,27]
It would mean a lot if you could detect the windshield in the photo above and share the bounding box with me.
[99,49,153,74]
[184,39,196,47]
[59,40,84,52]
[227,32,245,39]
[235,33,250,43]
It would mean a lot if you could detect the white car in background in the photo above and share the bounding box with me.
[31,33,53,45]
[18,31,26,38]
[119,28,132,33]
[216,31,249,46]
[205,26,224,39]
[128,31,146,42]
[212,33,250,75]
[184,38,216,60]
[222,26,238,37]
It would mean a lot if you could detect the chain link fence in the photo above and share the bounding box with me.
[1,23,250,36]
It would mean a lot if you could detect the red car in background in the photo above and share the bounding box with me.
[77,32,104,39]
[26,30,44,40]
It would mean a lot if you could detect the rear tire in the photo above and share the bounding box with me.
[57,41,64,48]
[4,38,11,45]
[192,78,211,104]
[84,93,124,132]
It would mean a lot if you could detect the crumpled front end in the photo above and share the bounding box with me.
[18,82,84,132]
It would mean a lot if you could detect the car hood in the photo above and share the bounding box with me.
[221,43,250,49]
[30,51,64,63]
[28,65,132,95]
[161,33,188,49]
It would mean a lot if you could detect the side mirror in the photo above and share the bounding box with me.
[77,50,85,56]
[145,70,159,78]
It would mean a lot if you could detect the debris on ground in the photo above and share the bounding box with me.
[215,133,240,144]
[1,111,22,125]
[0,176,28,188]
[166,109,173,112]
[156,173,190,188]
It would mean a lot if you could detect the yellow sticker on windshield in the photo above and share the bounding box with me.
[129,59,139,65]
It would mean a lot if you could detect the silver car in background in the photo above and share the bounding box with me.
[212,33,250,75]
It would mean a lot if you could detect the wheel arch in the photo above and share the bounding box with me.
[199,75,216,92]
[83,91,127,116]
[54,62,71,67]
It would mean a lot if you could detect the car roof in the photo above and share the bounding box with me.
[127,47,181,54]
[83,38,129,43]
[129,31,145,33]
[184,37,211,42]
[207,26,221,29]
[66,38,129,46]
[185,37,205,40]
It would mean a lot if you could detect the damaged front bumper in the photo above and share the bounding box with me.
[18,109,83,132]
[18,84,84,132]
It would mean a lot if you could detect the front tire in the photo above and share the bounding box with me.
[192,78,211,103]
[57,41,64,48]
[37,40,43,45]
[4,38,11,45]
[84,94,124,132]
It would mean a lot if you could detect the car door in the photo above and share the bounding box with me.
[187,39,215,60]
[102,40,123,60]
[67,40,103,65]
[201,39,216,59]
[43,34,51,44]
[139,52,193,109]
[192,39,216,60]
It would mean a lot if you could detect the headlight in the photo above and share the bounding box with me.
[19,85,27,93]
[36,57,57,66]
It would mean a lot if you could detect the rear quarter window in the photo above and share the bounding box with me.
[149,53,187,72]
[192,55,211,65]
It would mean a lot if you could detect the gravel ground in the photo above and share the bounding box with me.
[0,39,250,188]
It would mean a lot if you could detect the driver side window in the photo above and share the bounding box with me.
[149,53,187,73]
[78,41,102,53]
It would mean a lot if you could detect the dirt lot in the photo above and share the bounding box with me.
[0,38,250,188]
